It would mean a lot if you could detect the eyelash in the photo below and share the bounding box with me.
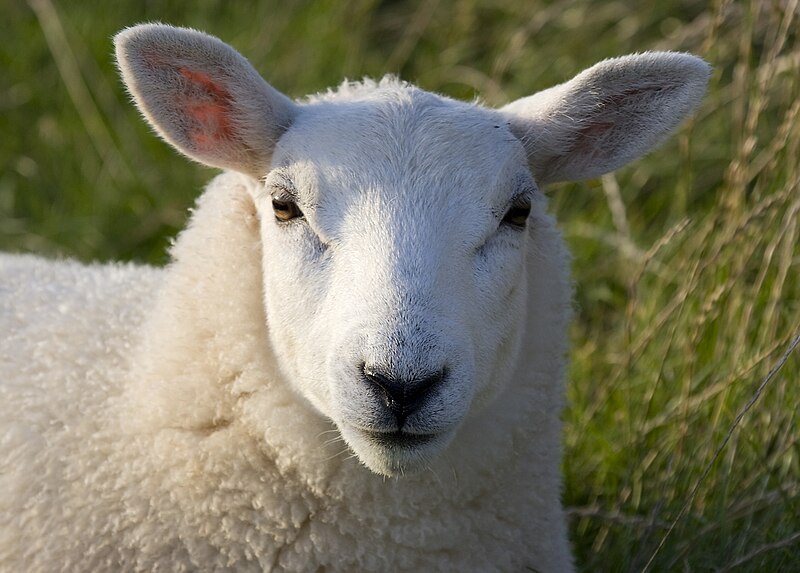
[271,198,304,222]
[500,195,532,229]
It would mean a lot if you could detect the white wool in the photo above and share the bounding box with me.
[0,178,573,572]
[0,23,709,572]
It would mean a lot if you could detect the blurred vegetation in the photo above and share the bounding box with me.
[2,0,798,570]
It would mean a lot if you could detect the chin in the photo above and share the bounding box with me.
[340,424,454,477]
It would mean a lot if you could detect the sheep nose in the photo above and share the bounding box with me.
[361,365,444,427]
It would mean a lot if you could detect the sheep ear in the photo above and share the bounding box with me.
[501,52,711,184]
[115,24,296,178]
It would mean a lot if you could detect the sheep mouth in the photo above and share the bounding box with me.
[340,424,453,475]
[362,430,439,449]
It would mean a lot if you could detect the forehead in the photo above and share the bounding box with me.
[270,83,529,202]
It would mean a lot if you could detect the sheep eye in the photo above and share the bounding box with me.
[501,202,531,228]
[272,198,303,222]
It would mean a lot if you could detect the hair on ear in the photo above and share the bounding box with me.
[115,24,297,178]
[501,52,711,184]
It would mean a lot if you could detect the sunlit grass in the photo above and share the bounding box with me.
[2,0,798,570]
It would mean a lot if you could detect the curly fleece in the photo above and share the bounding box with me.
[0,172,574,572]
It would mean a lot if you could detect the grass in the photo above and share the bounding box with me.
[2,0,798,570]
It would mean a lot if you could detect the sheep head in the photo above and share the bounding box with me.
[115,24,709,476]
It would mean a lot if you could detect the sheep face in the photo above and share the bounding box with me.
[115,24,709,477]
[257,91,537,475]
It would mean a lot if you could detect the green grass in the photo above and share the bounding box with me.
[2,0,798,570]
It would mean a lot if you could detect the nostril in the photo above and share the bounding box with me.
[414,368,445,400]
[361,364,446,422]
[362,366,403,411]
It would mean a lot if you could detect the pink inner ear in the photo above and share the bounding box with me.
[178,68,236,147]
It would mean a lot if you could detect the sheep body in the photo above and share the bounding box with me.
[1,173,573,572]
[1,23,710,572]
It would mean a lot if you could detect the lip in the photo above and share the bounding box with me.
[362,430,439,449]
[339,424,454,476]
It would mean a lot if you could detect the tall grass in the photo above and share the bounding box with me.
[2,0,798,570]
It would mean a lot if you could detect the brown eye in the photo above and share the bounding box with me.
[502,202,531,228]
[272,198,303,222]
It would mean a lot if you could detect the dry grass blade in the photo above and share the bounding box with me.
[385,0,440,72]
[716,530,800,572]
[566,506,669,529]
[641,331,800,572]
[26,0,131,183]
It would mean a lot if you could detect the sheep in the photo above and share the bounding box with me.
[0,23,710,572]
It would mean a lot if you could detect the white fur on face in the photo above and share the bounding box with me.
[256,84,535,475]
